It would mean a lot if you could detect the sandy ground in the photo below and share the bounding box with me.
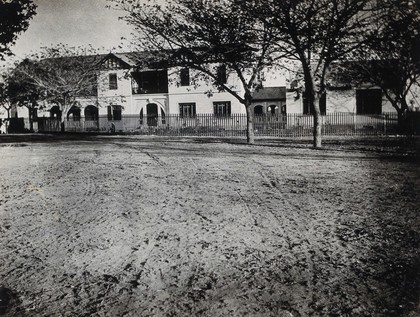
[0,135,419,317]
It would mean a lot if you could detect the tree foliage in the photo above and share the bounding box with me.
[8,45,104,131]
[111,0,280,144]
[341,0,420,125]
[0,0,37,60]
[249,0,372,147]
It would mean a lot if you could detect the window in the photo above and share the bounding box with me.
[217,65,227,84]
[109,73,118,90]
[50,106,62,120]
[356,89,382,114]
[179,103,196,118]
[254,105,263,115]
[180,68,190,86]
[268,105,276,115]
[84,105,98,121]
[107,105,122,121]
[213,101,231,116]
[67,106,81,121]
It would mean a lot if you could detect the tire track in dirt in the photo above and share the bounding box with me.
[67,142,173,311]
[111,142,167,167]
[224,156,330,315]
[121,160,193,291]
[109,151,230,316]
[247,157,363,315]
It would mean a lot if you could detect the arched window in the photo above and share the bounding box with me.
[84,105,98,121]
[67,106,81,121]
[268,105,277,115]
[254,105,264,116]
[50,106,62,120]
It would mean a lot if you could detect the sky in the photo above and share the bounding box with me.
[8,0,136,61]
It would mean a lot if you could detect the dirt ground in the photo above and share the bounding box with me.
[0,135,419,317]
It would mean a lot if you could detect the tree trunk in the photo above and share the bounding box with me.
[245,99,255,144]
[28,108,34,133]
[313,105,322,148]
[60,103,67,133]
[29,117,34,132]
[396,107,410,135]
[303,75,322,148]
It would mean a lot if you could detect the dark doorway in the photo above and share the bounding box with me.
[268,105,276,115]
[147,103,158,126]
[50,106,62,120]
[67,106,81,121]
[254,105,264,115]
[356,89,382,114]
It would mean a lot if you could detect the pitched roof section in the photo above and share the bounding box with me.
[252,87,286,101]
[103,52,169,70]
[112,52,147,67]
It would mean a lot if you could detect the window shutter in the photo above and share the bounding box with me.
[107,106,112,121]
[114,106,122,121]
[109,73,118,90]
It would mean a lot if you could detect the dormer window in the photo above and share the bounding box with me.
[180,68,190,86]
[109,73,118,90]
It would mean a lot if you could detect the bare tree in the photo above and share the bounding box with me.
[110,0,280,144]
[9,45,103,132]
[5,67,42,132]
[250,0,372,147]
[0,0,37,60]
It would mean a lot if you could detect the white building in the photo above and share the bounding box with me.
[12,52,410,134]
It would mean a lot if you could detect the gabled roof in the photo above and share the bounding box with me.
[252,87,286,101]
[102,51,169,70]
[106,52,149,68]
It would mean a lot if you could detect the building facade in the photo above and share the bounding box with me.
[10,52,413,134]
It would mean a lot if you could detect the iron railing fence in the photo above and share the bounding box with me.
[37,112,400,137]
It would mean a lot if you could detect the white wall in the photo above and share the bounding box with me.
[327,90,356,113]
[167,66,244,114]
[97,69,134,115]
[134,95,168,115]
[327,89,397,114]
[408,83,420,112]
[286,92,302,113]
